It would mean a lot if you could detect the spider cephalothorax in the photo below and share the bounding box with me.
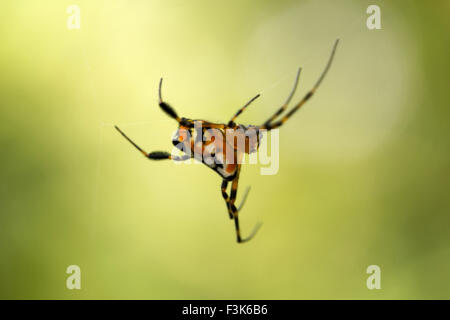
[115,39,339,243]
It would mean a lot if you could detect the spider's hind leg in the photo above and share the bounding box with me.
[262,39,339,131]
[225,169,262,243]
[221,180,233,219]
[234,215,263,244]
[262,67,301,127]
[221,180,251,220]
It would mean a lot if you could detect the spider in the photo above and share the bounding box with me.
[115,39,339,243]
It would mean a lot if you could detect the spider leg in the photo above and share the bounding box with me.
[262,68,301,127]
[261,39,339,131]
[228,167,262,243]
[158,78,181,122]
[221,181,251,220]
[115,126,189,161]
[237,186,251,211]
[234,218,263,244]
[221,180,233,219]
[228,94,261,126]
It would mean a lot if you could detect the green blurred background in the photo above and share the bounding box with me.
[1,0,449,299]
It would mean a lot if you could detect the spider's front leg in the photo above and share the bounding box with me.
[115,126,190,161]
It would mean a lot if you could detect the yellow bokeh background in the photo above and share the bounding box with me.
[1,0,449,299]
